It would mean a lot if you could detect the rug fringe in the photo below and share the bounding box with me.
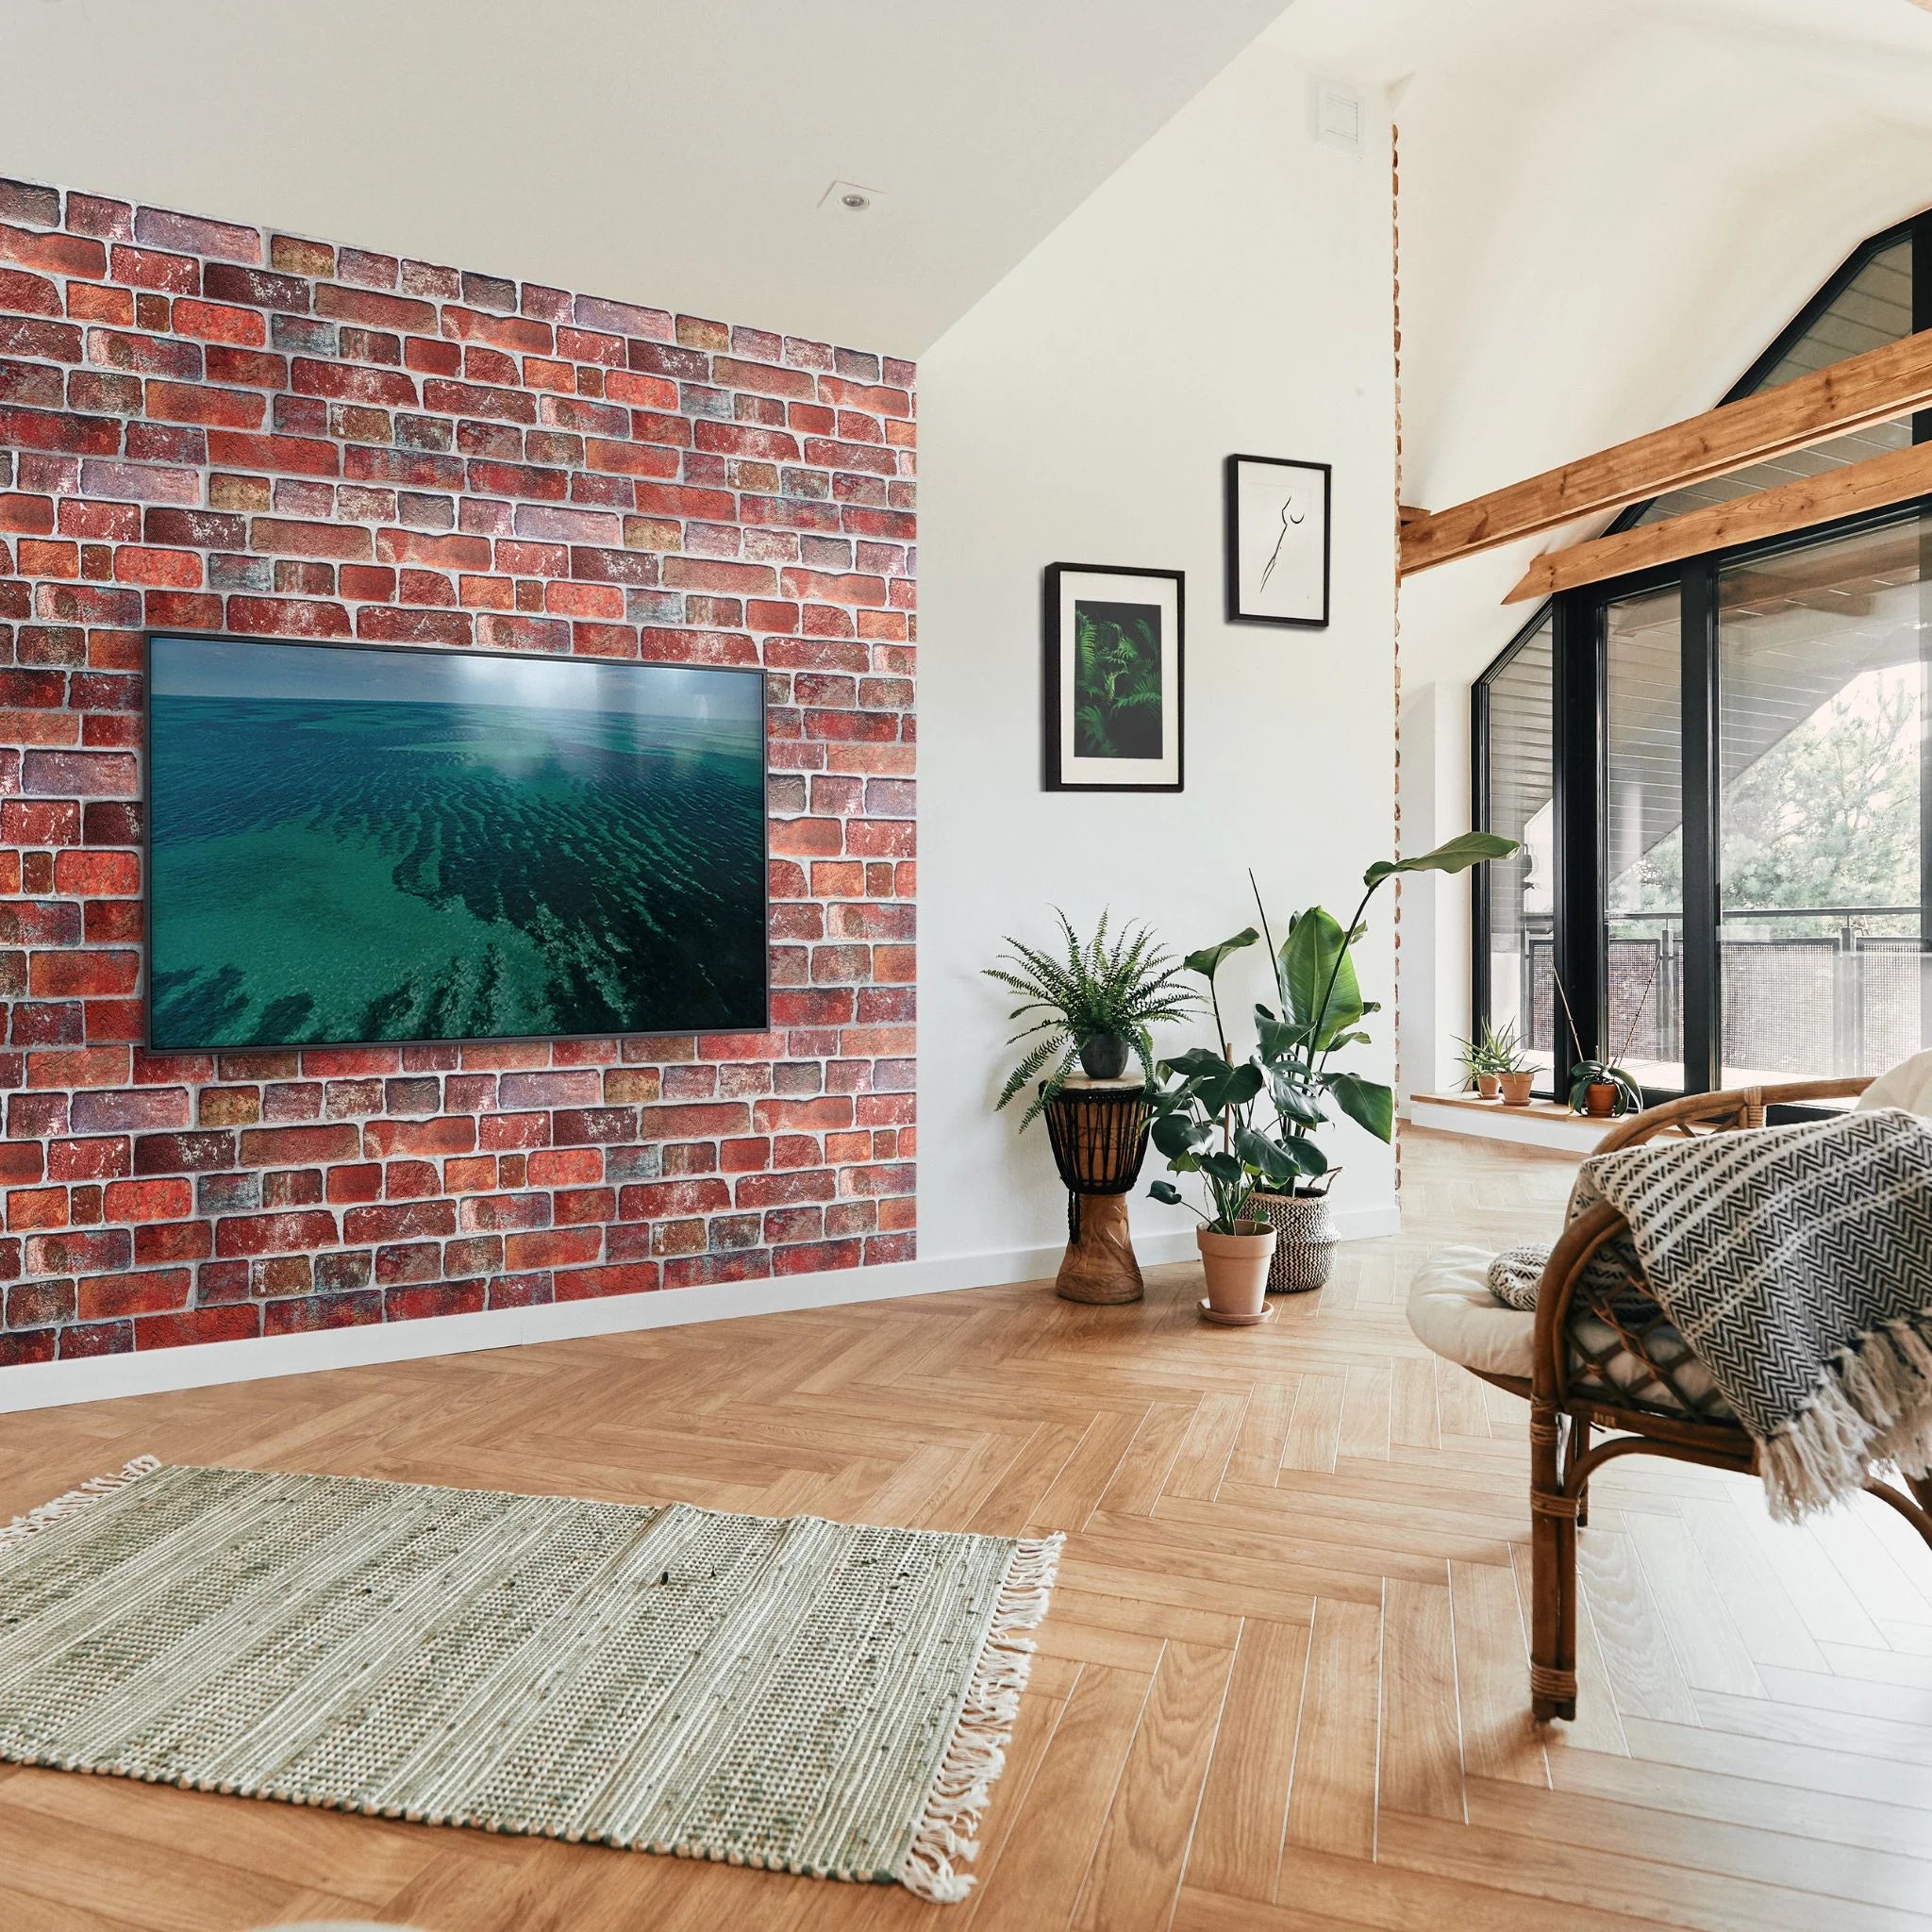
[0,1455,161,1553]
[896,1531,1064,1904]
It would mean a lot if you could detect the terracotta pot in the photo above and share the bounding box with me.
[1499,1070,1535,1107]
[1584,1081,1619,1117]
[1475,1073,1500,1099]
[1197,1222,1276,1320]
[1248,1190,1338,1292]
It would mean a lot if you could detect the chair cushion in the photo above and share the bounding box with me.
[1407,1243,1732,1421]
[1407,1244,1536,1381]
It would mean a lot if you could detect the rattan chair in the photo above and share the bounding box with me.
[1468,1077,1932,1722]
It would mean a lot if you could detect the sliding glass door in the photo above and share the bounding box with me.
[1716,516,1932,1083]
[1605,587,1686,1091]
[1476,618,1556,1084]
[1474,508,1932,1105]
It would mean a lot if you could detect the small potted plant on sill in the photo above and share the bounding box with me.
[1568,1057,1643,1117]
[1454,1030,1499,1100]
[1491,1025,1536,1107]
[1455,1018,1523,1100]
[1551,957,1657,1118]
[986,910,1199,1129]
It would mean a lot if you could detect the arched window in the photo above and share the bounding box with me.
[1473,213,1931,1100]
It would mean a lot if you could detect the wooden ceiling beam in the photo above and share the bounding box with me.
[1503,438,1932,603]
[1400,324,1932,576]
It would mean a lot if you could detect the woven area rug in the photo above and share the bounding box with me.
[0,1458,1062,1902]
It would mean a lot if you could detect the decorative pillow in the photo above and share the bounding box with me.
[1484,1224,1652,1322]
[1855,1048,1932,1118]
[1486,1243,1549,1311]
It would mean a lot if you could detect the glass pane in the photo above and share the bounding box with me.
[1606,586,1685,1092]
[1641,240,1911,524]
[1482,619,1555,1087]
[1718,516,1931,1083]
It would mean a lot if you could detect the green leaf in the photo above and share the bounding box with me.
[1281,906,1363,1050]
[1150,1111,1209,1158]
[1277,1136,1330,1176]
[1361,831,1519,890]
[993,1036,1062,1114]
[1268,1074,1326,1126]
[1234,1125,1301,1190]
[1200,1151,1246,1186]
[1254,1006,1314,1062]
[1182,928,1258,981]
[1325,1071,1394,1142]
[1147,1179,1185,1206]
[1161,1046,1235,1084]
[1203,1060,1264,1115]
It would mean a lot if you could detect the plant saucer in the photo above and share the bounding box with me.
[1198,1298,1276,1327]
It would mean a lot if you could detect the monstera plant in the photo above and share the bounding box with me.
[1148,832,1519,1307]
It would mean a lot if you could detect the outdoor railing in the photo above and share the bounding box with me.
[1491,906,1927,1081]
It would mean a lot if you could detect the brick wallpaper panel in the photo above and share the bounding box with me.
[0,177,916,1365]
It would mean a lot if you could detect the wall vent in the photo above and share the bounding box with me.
[1310,77,1365,158]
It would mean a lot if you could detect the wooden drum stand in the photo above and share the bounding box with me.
[1041,1076,1154,1304]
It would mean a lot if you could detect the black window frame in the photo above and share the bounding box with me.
[1472,210,1932,1108]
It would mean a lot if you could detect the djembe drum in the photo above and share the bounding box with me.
[1041,1075,1154,1304]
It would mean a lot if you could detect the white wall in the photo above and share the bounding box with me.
[916,23,1401,1269]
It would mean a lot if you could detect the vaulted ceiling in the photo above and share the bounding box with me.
[0,0,1290,357]
[1295,0,1932,684]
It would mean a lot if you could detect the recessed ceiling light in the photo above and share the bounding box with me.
[819,179,888,218]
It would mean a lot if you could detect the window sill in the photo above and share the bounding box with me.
[1405,1091,1610,1153]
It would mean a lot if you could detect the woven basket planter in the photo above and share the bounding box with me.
[1249,1191,1338,1293]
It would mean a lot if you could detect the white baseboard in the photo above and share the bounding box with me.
[0,1203,1400,1414]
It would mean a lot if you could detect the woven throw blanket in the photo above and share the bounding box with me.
[1574,1107,1932,1518]
[0,1459,1063,1902]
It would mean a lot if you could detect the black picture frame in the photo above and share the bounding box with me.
[1042,562,1185,793]
[1224,453,1332,627]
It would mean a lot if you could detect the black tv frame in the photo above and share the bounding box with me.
[141,631,772,1053]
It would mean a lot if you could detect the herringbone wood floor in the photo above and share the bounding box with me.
[2,1127,1930,1932]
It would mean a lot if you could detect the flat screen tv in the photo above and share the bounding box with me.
[144,634,769,1051]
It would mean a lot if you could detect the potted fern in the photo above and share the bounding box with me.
[985,912,1198,1130]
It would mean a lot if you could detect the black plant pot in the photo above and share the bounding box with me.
[1077,1033,1131,1080]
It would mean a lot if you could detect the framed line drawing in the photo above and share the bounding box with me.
[1224,454,1331,627]
[1043,562,1184,792]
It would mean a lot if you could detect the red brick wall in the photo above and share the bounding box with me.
[0,176,916,1366]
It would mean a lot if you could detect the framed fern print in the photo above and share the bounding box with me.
[1043,563,1184,792]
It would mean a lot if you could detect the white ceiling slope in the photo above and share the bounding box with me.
[1285,0,1932,685]
[0,0,1291,357]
